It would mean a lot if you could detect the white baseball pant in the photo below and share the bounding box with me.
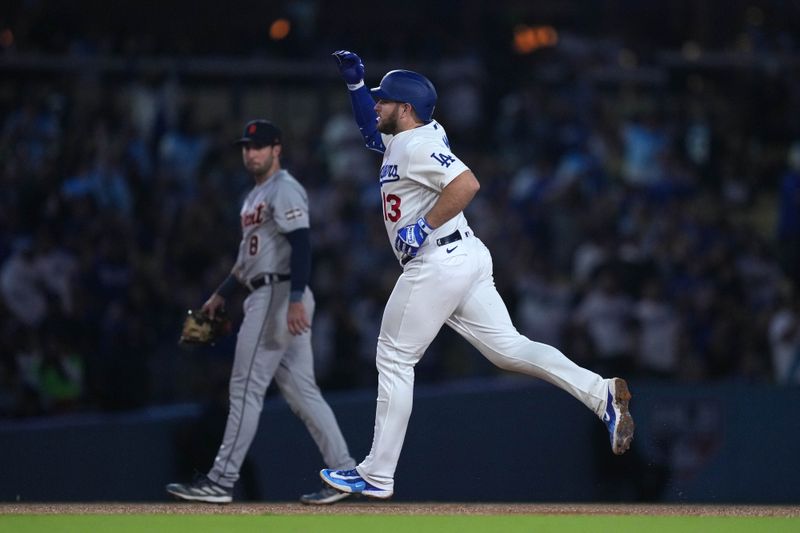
[356,233,610,492]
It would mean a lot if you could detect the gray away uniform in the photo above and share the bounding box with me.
[208,169,355,488]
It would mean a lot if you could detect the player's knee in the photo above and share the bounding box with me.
[375,348,416,375]
[487,353,519,372]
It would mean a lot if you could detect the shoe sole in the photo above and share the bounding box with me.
[166,488,232,504]
[299,491,352,505]
[359,489,393,500]
[611,378,635,455]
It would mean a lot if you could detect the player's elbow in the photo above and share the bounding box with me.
[466,172,481,196]
[470,176,481,194]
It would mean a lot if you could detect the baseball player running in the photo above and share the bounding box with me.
[320,51,635,499]
[167,120,356,505]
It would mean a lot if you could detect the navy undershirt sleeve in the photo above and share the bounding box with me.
[284,228,311,302]
[348,85,385,153]
[215,273,240,299]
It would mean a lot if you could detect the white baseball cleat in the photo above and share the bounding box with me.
[603,377,635,455]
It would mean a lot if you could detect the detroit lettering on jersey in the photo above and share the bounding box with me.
[241,204,304,227]
[234,169,309,281]
[241,203,267,227]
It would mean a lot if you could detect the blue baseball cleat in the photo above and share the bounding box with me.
[603,378,635,455]
[320,468,393,499]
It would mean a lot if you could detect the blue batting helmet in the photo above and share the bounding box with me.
[371,70,437,123]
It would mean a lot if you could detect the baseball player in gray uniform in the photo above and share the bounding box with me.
[320,51,635,499]
[167,120,356,504]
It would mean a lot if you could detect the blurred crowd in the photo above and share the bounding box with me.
[3,4,800,419]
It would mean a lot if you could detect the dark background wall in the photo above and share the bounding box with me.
[2,379,798,503]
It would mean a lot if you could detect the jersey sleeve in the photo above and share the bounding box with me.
[272,180,310,233]
[406,140,469,191]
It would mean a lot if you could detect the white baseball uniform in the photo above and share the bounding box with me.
[356,120,612,492]
[208,169,355,488]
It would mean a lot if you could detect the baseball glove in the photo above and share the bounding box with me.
[179,309,232,347]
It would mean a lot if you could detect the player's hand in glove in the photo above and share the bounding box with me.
[179,308,233,347]
[395,217,433,257]
[332,50,365,85]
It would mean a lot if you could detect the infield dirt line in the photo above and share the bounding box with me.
[1,503,798,517]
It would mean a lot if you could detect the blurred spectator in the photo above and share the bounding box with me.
[37,328,85,413]
[11,329,45,417]
[516,257,573,349]
[437,52,485,147]
[0,238,47,327]
[61,150,134,219]
[633,278,681,378]
[776,141,800,285]
[157,105,210,201]
[320,112,375,185]
[768,289,800,385]
[620,111,670,188]
[32,226,78,315]
[2,7,800,422]
[573,268,635,376]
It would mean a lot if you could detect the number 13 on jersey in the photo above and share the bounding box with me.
[382,192,401,222]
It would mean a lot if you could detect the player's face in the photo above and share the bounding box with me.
[374,100,405,135]
[242,143,277,176]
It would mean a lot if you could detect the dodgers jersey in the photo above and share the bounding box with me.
[233,169,309,282]
[378,120,471,261]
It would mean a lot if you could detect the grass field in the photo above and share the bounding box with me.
[2,503,798,533]
[3,514,800,533]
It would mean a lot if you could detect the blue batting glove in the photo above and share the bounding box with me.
[332,50,365,85]
[395,217,432,257]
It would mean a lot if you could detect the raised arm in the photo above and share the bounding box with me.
[332,50,385,153]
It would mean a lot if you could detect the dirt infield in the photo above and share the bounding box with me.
[1,503,798,517]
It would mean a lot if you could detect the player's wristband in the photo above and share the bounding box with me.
[215,274,239,299]
[347,80,365,90]
[418,217,434,234]
[289,290,304,302]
